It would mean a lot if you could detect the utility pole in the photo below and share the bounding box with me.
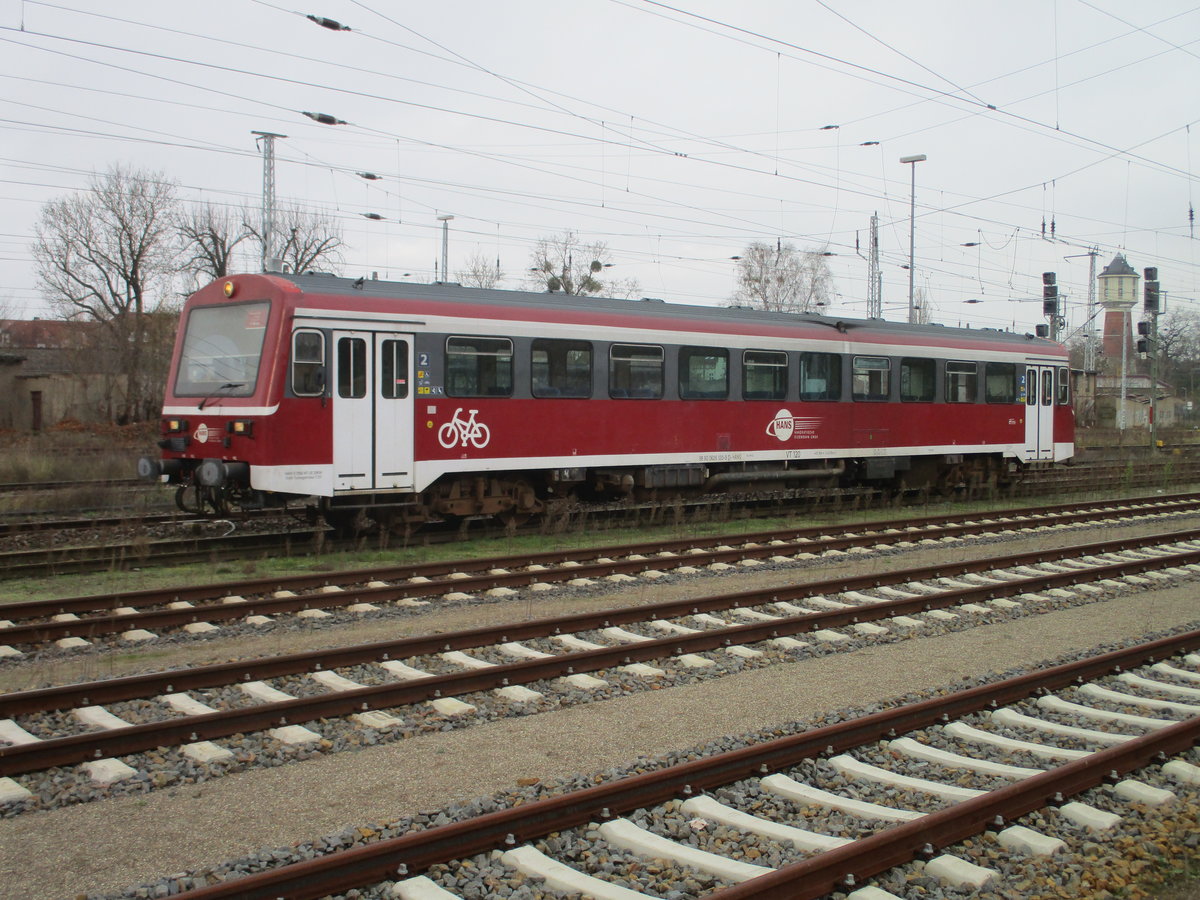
[1083,248,1099,372]
[867,212,882,319]
[252,131,287,272]
[436,214,454,283]
[900,154,927,323]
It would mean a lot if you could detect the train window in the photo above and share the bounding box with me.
[900,358,935,402]
[337,337,367,399]
[1025,368,1037,406]
[852,356,890,401]
[380,339,409,400]
[532,339,592,398]
[291,330,325,397]
[445,336,513,398]
[1041,369,1054,406]
[679,347,729,400]
[985,362,1018,403]
[609,343,664,399]
[945,361,977,403]
[742,350,787,400]
[175,301,269,397]
[798,352,841,401]
[1056,367,1070,405]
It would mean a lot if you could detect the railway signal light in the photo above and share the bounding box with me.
[1137,338,1150,355]
[1144,269,1160,313]
[1042,272,1058,317]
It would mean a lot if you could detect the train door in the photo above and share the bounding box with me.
[373,333,414,491]
[1023,365,1055,461]
[331,331,414,492]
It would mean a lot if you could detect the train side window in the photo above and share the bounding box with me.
[679,346,728,400]
[532,339,592,398]
[1056,367,1070,405]
[852,356,890,401]
[337,337,367,399]
[900,357,935,402]
[742,350,787,400]
[292,330,325,396]
[798,352,841,401]
[445,336,513,398]
[945,360,977,403]
[609,343,664,399]
[986,362,1018,403]
[380,339,409,400]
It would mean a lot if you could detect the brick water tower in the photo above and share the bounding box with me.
[1098,253,1139,361]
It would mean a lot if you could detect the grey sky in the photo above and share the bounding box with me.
[1,0,1197,337]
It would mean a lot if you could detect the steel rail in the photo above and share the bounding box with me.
[3,527,1198,713]
[5,527,1200,716]
[4,491,1198,620]
[159,629,1200,900]
[4,502,1199,647]
[3,534,1199,774]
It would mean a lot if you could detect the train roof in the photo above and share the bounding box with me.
[254,272,1064,355]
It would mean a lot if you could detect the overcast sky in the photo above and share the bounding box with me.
[1,0,1198,337]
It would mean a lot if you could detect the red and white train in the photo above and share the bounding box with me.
[140,272,1074,525]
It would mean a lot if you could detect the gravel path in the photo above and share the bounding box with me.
[2,518,1199,898]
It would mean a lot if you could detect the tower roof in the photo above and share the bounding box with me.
[1100,253,1137,277]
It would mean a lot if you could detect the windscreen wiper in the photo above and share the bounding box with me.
[198,382,245,410]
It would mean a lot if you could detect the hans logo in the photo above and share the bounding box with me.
[766,409,821,442]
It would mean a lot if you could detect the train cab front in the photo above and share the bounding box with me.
[138,276,292,515]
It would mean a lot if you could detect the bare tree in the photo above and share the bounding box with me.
[456,250,504,289]
[31,164,179,423]
[529,230,639,298]
[731,241,833,313]
[249,203,345,274]
[176,201,255,285]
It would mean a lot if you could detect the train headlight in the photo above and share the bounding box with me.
[226,419,254,437]
[223,281,236,298]
[165,418,188,433]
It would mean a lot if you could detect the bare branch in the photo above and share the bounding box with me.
[730,241,834,314]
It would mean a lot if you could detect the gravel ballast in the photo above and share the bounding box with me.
[3,572,1200,898]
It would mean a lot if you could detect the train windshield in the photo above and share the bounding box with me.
[174,301,270,397]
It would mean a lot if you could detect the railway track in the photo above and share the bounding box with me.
[2,525,1199,812]
[4,491,1200,654]
[74,630,1200,899]
[0,451,1195,578]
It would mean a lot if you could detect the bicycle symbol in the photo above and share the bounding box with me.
[437,408,491,449]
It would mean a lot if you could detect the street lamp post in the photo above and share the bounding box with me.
[900,154,926,323]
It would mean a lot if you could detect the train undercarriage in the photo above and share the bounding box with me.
[156,452,1020,533]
